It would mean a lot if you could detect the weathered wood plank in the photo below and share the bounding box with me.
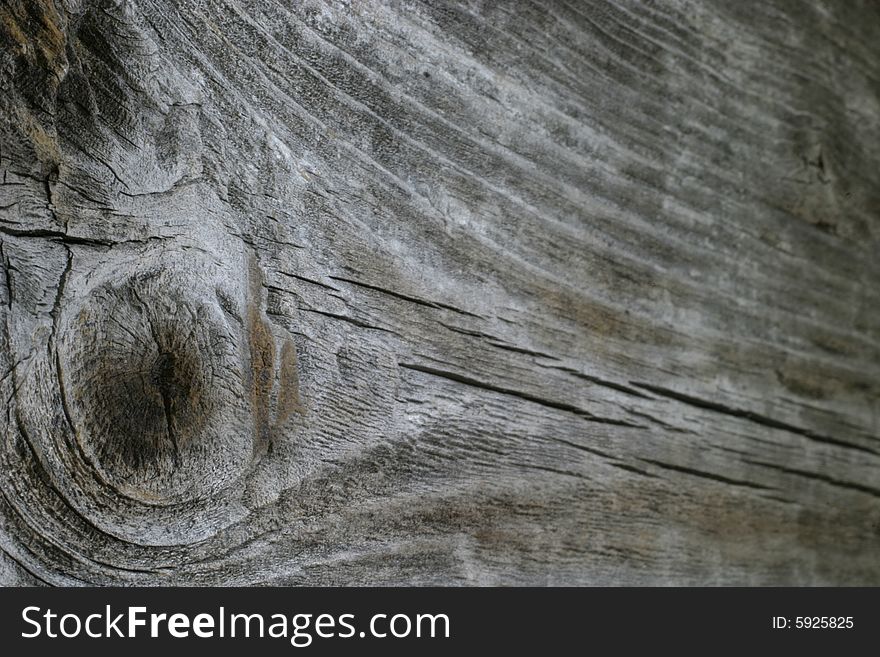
[1,0,878,585]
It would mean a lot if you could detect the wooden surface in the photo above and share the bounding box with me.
[1,0,879,585]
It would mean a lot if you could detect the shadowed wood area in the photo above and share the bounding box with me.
[1,0,878,585]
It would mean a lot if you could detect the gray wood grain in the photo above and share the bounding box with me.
[1,0,878,585]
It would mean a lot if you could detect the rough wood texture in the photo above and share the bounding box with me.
[1,0,879,586]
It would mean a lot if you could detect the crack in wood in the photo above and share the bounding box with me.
[299,306,400,335]
[400,361,646,428]
[329,275,484,318]
[631,382,880,457]
[540,363,653,399]
[744,459,880,499]
[638,458,775,491]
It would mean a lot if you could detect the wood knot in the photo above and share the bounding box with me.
[57,266,253,505]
